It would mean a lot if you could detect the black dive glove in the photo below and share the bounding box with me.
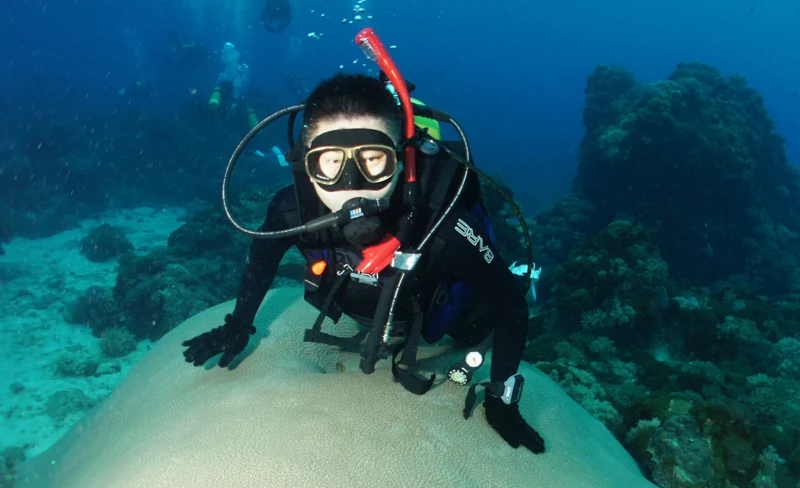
[484,394,546,454]
[182,314,256,368]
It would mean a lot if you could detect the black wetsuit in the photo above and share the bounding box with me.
[230,185,529,383]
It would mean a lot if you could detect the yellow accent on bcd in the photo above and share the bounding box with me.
[411,97,441,140]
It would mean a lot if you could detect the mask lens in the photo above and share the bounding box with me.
[354,146,396,182]
[306,148,346,183]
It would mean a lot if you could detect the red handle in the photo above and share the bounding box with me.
[356,235,401,274]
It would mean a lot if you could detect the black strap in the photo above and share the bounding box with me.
[303,269,368,350]
[463,380,505,419]
[398,297,424,370]
[463,381,494,419]
[391,295,435,395]
[427,156,461,223]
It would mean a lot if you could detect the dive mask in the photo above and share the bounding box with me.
[305,128,400,191]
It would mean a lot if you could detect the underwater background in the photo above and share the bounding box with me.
[2,0,800,486]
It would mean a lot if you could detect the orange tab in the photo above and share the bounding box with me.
[311,260,327,276]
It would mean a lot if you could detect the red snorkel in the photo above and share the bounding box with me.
[355,28,417,182]
[354,28,419,274]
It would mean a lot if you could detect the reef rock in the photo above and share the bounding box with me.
[19,288,655,488]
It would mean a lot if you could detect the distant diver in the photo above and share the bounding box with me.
[202,79,265,135]
[151,30,213,67]
[118,79,154,100]
[261,0,293,33]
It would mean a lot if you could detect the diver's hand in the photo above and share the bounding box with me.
[484,394,546,454]
[182,314,256,368]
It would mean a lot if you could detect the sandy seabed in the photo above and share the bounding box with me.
[0,206,186,457]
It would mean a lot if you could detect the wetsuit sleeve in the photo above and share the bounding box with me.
[432,209,529,383]
[231,186,296,324]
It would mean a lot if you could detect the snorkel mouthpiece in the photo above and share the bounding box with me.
[355,28,417,183]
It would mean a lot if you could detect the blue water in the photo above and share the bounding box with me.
[4,2,800,485]
[3,0,798,212]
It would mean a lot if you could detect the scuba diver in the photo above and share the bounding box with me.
[182,29,545,455]
[203,80,262,133]
[261,0,293,33]
[151,30,213,67]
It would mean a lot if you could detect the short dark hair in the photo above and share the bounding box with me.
[302,73,403,143]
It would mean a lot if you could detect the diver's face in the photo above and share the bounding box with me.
[307,116,401,212]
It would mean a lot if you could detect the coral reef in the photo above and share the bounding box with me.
[55,355,99,377]
[0,446,25,488]
[79,224,134,263]
[67,286,126,335]
[98,327,137,358]
[521,62,800,487]
[114,248,220,339]
[647,415,715,487]
[552,220,669,341]
[44,390,94,426]
[68,189,304,341]
[575,62,800,294]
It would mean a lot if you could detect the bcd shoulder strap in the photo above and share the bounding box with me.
[422,142,482,232]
